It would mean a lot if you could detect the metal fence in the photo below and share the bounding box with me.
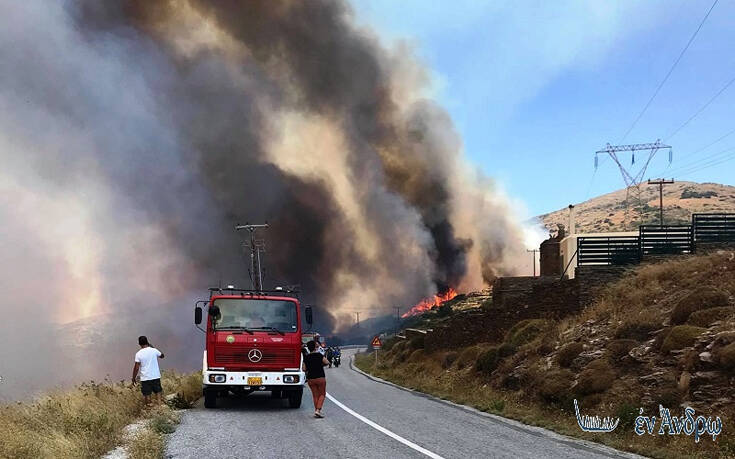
[692,213,735,243]
[576,213,735,268]
[639,225,693,256]
[577,236,641,266]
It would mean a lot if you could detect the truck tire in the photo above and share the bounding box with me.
[204,388,217,409]
[287,387,303,409]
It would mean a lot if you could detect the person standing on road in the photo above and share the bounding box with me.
[132,336,165,407]
[302,340,328,418]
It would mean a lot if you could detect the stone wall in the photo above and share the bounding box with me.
[424,267,629,352]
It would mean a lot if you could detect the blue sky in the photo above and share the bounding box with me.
[351,0,735,216]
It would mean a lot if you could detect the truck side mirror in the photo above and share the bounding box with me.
[305,306,313,325]
[194,306,203,325]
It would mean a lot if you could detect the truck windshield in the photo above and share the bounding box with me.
[212,299,298,332]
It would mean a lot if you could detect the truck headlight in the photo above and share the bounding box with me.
[283,375,299,383]
[209,374,226,383]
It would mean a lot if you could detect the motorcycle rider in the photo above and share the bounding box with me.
[326,346,334,368]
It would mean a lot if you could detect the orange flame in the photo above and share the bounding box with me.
[401,287,458,318]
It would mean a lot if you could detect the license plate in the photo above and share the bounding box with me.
[247,377,262,386]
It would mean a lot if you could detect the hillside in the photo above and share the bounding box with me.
[538,181,735,233]
[357,252,735,458]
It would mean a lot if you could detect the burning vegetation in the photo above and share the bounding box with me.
[402,288,459,318]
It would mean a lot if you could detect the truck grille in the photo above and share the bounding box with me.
[215,345,297,366]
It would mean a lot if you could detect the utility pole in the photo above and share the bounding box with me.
[526,249,538,277]
[235,223,268,291]
[647,179,674,227]
[354,312,360,328]
[394,307,400,336]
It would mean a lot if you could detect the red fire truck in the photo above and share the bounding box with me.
[194,287,312,409]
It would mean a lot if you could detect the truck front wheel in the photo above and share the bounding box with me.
[203,388,218,409]
[287,387,303,409]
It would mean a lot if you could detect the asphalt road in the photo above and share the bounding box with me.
[166,349,639,459]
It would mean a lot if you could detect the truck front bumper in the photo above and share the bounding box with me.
[202,369,305,389]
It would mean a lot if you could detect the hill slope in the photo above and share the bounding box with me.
[357,252,735,458]
[538,181,735,233]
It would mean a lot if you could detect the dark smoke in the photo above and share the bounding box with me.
[0,0,531,398]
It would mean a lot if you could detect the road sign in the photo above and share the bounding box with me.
[371,336,382,349]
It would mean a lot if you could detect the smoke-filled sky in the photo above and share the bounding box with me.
[0,0,537,398]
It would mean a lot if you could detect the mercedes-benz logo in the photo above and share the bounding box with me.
[248,349,263,362]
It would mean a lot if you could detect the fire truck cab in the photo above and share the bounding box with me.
[194,287,312,409]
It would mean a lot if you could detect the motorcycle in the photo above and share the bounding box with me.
[333,353,341,367]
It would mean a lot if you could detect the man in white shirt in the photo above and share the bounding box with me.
[132,336,165,406]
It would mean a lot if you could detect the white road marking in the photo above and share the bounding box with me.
[325,392,445,459]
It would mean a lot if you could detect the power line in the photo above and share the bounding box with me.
[620,0,719,141]
[657,144,735,176]
[666,73,735,141]
[651,128,735,177]
[671,149,735,177]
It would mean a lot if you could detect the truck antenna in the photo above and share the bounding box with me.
[235,223,269,291]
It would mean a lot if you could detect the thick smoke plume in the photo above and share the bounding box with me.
[0,0,530,398]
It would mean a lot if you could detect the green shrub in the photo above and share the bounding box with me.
[660,325,706,353]
[505,319,548,348]
[606,339,638,361]
[149,409,178,434]
[719,343,735,372]
[687,307,734,327]
[576,360,615,395]
[557,342,583,368]
[487,399,505,414]
[616,403,639,429]
[671,288,729,325]
[475,347,500,374]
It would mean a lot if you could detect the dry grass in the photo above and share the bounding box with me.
[0,370,200,459]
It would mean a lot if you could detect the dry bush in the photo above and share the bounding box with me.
[408,349,425,362]
[556,342,583,368]
[660,325,706,353]
[719,343,735,372]
[382,336,400,352]
[475,347,500,374]
[409,334,425,349]
[606,339,637,361]
[687,306,735,327]
[440,351,459,369]
[128,428,164,459]
[504,319,548,348]
[453,345,485,369]
[576,359,615,395]
[671,288,730,325]
[536,369,575,405]
[614,319,660,341]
